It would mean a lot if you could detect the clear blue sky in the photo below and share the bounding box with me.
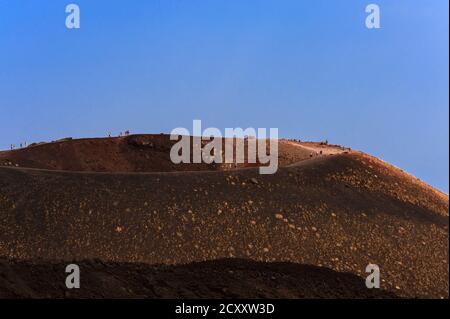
[0,0,448,192]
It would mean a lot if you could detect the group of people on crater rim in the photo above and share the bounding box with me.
[9,131,134,151]
[108,130,131,138]
[10,141,27,150]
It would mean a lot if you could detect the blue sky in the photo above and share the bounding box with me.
[0,0,448,192]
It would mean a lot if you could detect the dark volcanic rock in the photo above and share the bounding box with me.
[0,136,448,298]
[0,258,399,299]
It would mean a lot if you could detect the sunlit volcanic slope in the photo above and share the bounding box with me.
[0,135,448,298]
[0,135,342,172]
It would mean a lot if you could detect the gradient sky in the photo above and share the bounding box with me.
[0,0,448,192]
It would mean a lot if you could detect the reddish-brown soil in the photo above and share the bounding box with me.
[0,135,448,299]
[0,135,345,172]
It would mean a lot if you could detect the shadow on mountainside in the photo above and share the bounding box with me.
[0,258,399,299]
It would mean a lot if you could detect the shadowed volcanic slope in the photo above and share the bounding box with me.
[0,135,448,298]
[0,258,398,299]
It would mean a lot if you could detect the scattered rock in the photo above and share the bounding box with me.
[115,226,124,233]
